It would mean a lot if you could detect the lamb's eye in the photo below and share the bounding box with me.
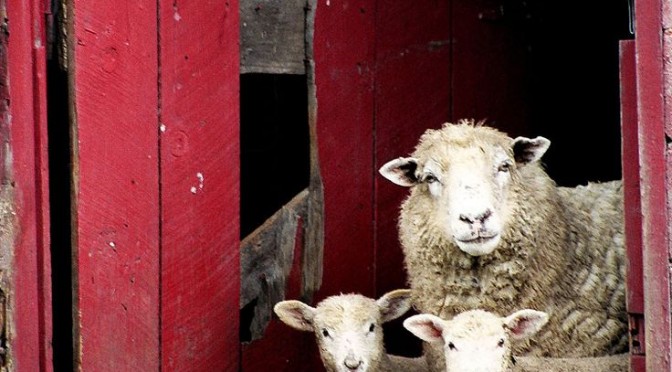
[497,338,505,347]
[322,329,330,338]
[448,342,456,351]
[368,323,375,332]
[498,161,512,173]
[424,174,438,184]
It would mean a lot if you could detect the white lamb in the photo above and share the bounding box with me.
[404,309,548,372]
[274,289,429,372]
[404,309,628,372]
[379,120,626,366]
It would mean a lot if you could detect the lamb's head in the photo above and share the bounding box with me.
[379,121,550,256]
[404,309,548,372]
[274,289,413,372]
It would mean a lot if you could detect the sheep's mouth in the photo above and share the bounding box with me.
[456,234,498,244]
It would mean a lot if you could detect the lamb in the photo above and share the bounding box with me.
[403,309,628,372]
[403,308,549,372]
[379,120,626,366]
[274,289,429,372]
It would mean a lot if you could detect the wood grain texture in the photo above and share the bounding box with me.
[240,0,306,74]
[312,0,376,299]
[6,0,53,370]
[70,0,160,369]
[634,0,672,369]
[158,0,240,370]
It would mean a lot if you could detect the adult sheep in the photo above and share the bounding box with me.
[379,120,626,366]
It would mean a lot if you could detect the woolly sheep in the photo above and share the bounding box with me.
[274,289,429,372]
[379,121,626,366]
[404,309,549,372]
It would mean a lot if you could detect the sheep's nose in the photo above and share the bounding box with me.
[344,357,362,370]
[459,209,492,225]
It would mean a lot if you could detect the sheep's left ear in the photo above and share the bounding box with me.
[377,289,413,322]
[379,157,419,187]
[503,309,549,340]
[511,136,550,165]
[403,314,446,344]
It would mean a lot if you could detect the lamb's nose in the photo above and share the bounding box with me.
[459,209,492,225]
[344,358,362,370]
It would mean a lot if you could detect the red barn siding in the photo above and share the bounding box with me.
[6,0,53,370]
[158,0,240,370]
[634,0,672,369]
[70,1,160,369]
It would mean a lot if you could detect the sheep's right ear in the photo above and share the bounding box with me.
[377,289,413,322]
[403,314,446,344]
[379,157,419,187]
[511,136,550,165]
[274,300,316,332]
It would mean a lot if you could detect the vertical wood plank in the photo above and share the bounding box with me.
[312,0,376,299]
[6,0,53,370]
[619,40,644,316]
[373,0,451,298]
[634,0,672,369]
[158,0,240,370]
[70,1,160,369]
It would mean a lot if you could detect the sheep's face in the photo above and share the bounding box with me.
[380,122,550,256]
[274,290,413,372]
[404,309,548,372]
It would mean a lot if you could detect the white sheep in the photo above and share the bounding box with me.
[274,289,429,372]
[379,120,626,366]
[403,309,628,372]
[404,309,549,372]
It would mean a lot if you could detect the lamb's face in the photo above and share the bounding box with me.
[274,290,413,372]
[380,122,550,256]
[404,309,549,372]
[313,296,384,372]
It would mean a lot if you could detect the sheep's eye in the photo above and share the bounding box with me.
[423,173,438,184]
[497,338,505,347]
[448,342,456,351]
[498,161,512,173]
[368,323,375,333]
[322,329,330,338]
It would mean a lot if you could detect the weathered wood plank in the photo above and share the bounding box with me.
[159,0,240,370]
[634,0,672,369]
[240,189,307,341]
[70,0,160,369]
[240,0,306,74]
[5,0,53,369]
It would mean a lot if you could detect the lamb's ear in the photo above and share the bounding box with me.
[379,157,419,187]
[511,136,550,165]
[274,300,316,332]
[377,289,413,322]
[403,314,446,344]
[503,309,549,340]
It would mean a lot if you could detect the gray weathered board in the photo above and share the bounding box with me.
[240,0,306,74]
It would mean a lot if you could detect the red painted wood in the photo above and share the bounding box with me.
[158,1,240,370]
[373,0,451,297]
[313,0,376,299]
[619,40,644,315]
[634,0,672,369]
[6,0,53,370]
[71,1,160,369]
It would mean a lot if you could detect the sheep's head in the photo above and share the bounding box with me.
[404,309,548,372]
[379,121,550,256]
[274,289,413,372]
